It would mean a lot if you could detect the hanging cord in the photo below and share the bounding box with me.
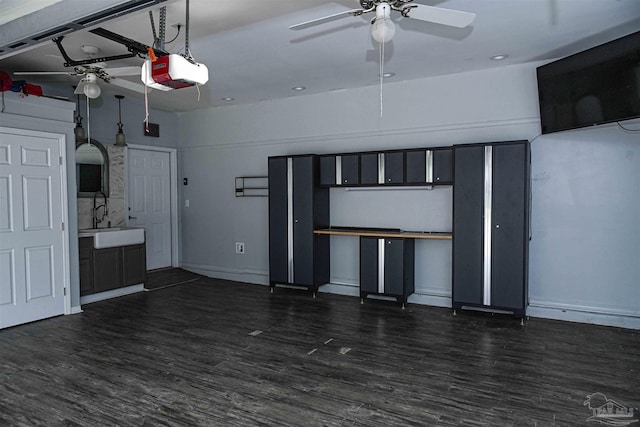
[144,82,150,132]
[166,25,181,44]
[379,34,385,118]
[86,95,91,145]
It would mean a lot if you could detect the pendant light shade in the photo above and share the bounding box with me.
[74,90,86,140]
[114,95,127,147]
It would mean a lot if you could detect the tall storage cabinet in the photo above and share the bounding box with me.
[452,141,530,317]
[268,155,330,294]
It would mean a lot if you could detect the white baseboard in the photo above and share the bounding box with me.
[180,263,269,285]
[528,300,640,330]
[80,284,144,305]
[69,305,83,315]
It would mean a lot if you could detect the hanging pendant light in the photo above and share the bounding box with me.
[114,95,127,147]
[74,89,86,140]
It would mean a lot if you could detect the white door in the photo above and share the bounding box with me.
[127,148,172,270]
[0,128,67,329]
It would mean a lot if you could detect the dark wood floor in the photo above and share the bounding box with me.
[1,277,639,426]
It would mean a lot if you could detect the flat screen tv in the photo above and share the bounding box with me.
[537,31,640,134]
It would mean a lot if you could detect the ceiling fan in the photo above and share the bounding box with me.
[14,45,147,98]
[290,0,476,42]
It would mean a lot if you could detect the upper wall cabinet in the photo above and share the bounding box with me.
[361,151,405,185]
[406,148,453,185]
[319,155,337,186]
[320,153,360,186]
[320,147,453,188]
[341,154,360,185]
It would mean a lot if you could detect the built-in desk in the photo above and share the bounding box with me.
[314,227,452,307]
[314,227,452,239]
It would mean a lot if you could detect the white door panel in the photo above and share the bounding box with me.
[0,129,66,329]
[127,149,172,270]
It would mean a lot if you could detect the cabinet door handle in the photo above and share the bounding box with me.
[129,216,137,220]
[495,224,500,229]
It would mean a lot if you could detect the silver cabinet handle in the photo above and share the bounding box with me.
[495,224,500,229]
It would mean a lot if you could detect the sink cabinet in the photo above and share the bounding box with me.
[80,237,147,296]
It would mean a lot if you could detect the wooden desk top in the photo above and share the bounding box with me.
[313,228,452,240]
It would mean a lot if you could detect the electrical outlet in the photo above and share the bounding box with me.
[235,242,245,254]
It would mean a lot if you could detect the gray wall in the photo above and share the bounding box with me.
[175,61,640,329]
[44,85,180,150]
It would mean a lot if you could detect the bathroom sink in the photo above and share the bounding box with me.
[79,227,145,249]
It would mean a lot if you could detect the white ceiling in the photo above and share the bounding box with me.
[1,0,639,112]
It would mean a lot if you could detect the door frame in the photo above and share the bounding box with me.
[125,144,179,268]
[0,126,71,319]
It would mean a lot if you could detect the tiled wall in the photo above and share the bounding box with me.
[77,146,126,229]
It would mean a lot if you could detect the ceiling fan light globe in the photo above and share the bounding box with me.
[371,17,395,44]
[83,83,101,99]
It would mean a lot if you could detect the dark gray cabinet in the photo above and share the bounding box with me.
[360,236,415,307]
[319,154,360,186]
[452,141,529,317]
[94,247,124,292]
[319,155,336,186]
[340,154,359,185]
[320,148,451,187]
[406,148,453,185]
[360,153,378,185]
[384,151,404,184]
[79,237,94,295]
[357,151,406,185]
[268,155,330,294]
[123,244,147,286]
[80,239,147,296]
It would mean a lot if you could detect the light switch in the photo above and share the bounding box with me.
[185,199,190,208]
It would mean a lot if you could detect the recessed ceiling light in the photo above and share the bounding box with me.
[292,86,306,91]
[222,97,234,101]
[490,54,509,60]
[381,72,395,78]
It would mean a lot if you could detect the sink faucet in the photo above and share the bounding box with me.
[93,191,108,229]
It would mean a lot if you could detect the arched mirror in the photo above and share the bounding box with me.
[76,139,109,198]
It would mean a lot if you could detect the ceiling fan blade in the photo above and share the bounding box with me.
[290,9,364,30]
[14,71,76,76]
[405,5,476,28]
[108,78,149,94]
[74,82,87,95]
[103,66,141,77]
